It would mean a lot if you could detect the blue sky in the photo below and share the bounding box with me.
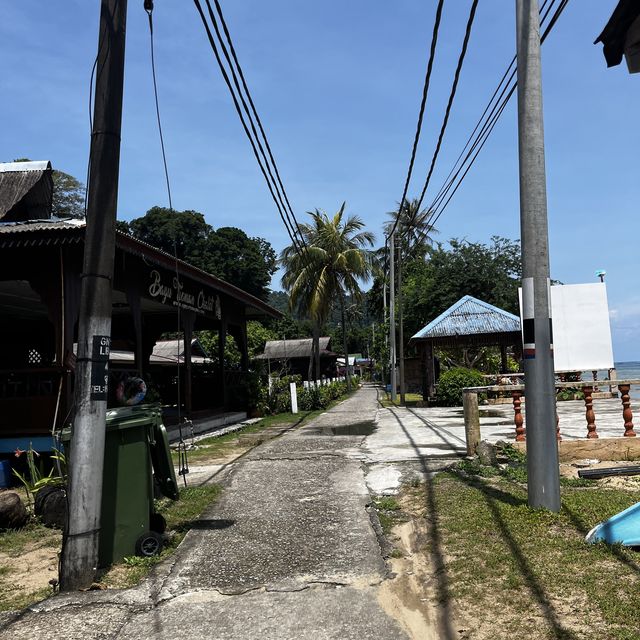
[1,1,638,360]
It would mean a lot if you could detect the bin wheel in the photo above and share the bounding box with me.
[135,531,163,557]
[150,512,167,534]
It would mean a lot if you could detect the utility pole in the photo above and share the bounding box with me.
[397,237,406,405]
[60,0,128,589]
[515,0,560,512]
[389,232,397,402]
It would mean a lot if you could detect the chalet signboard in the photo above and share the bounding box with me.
[147,268,221,318]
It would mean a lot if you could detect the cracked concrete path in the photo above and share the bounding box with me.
[0,385,411,640]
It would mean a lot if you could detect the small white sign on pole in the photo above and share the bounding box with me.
[290,382,298,414]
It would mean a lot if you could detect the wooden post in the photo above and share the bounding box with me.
[619,384,636,437]
[513,390,525,441]
[500,344,508,373]
[583,386,598,439]
[463,390,481,455]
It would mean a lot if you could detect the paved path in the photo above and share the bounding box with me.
[0,386,412,640]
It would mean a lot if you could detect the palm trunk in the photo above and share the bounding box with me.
[340,295,351,391]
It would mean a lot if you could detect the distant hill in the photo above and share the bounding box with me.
[268,290,289,313]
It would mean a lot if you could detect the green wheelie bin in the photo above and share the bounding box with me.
[63,404,179,568]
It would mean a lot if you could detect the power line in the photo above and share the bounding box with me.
[416,0,570,242]
[425,0,554,216]
[192,0,305,257]
[208,0,302,248]
[414,0,479,214]
[386,0,445,240]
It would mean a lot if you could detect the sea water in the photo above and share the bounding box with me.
[583,362,640,394]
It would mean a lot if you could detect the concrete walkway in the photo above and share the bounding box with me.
[0,386,411,640]
[4,385,632,638]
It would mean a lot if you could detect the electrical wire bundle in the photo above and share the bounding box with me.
[192,0,307,259]
[389,0,571,251]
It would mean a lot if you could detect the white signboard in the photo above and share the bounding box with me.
[519,283,614,373]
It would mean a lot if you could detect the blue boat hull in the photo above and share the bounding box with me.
[586,502,640,546]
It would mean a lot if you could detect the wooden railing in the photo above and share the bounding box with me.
[461,379,640,455]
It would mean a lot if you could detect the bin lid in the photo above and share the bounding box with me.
[105,404,162,431]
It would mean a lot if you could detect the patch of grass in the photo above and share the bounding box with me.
[389,548,404,558]
[0,586,52,613]
[374,496,401,511]
[0,520,60,556]
[373,496,404,534]
[378,392,423,408]
[101,484,221,589]
[405,472,640,639]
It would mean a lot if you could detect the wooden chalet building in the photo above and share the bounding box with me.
[0,160,280,451]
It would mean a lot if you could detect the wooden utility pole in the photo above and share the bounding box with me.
[60,0,128,590]
[515,0,560,511]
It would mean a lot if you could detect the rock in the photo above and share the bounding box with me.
[476,440,498,466]
[34,485,67,529]
[0,491,29,529]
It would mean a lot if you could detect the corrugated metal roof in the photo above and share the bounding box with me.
[0,218,281,319]
[411,295,521,340]
[0,160,53,221]
[256,337,334,359]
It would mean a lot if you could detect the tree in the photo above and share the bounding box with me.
[126,207,277,301]
[384,197,438,261]
[207,227,276,301]
[52,171,85,218]
[280,203,374,388]
[129,207,211,266]
[401,236,521,367]
[12,159,85,219]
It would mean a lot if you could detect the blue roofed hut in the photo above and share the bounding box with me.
[410,295,522,401]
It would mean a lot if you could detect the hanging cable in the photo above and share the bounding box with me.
[206,0,304,251]
[386,0,445,240]
[192,0,306,257]
[145,0,190,485]
[411,0,570,245]
[413,0,479,214]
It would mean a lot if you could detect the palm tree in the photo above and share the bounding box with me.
[384,197,437,260]
[281,203,374,389]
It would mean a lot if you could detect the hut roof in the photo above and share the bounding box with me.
[256,337,334,360]
[0,218,281,320]
[0,161,53,221]
[411,295,521,346]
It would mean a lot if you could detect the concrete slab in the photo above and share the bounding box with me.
[118,586,407,640]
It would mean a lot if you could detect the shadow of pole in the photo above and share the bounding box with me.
[386,404,457,640]
[385,393,578,640]
[453,471,578,640]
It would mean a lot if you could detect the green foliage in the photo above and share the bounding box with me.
[297,380,349,411]
[196,332,238,368]
[435,367,484,406]
[246,321,277,359]
[52,170,85,218]
[402,236,521,340]
[127,207,277,300]
[12,447,66,510]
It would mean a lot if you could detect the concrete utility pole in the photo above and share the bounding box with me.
[60,0,128,590]
[515,0,560,511]
[397,237,406,405]
[389,232,397,402]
